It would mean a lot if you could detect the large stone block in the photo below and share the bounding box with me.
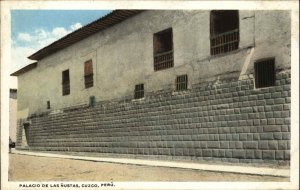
[263,125,281,132]
[262,150,275,160]
[243,141,258,149]
[202,149,212,157]
[207,141,220,148]
[232,150,245,159]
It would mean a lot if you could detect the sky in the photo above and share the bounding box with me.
[10,10,111,88]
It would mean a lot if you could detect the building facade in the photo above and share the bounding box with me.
[12,10,291,164]
[9,89,17,142]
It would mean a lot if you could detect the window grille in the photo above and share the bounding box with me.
[84,60,93,88]
[62,69,70,95]
[255,58,275,88]
[134,84,144,99]
[153,28,174,71]
[176,75,188,91]
[210,10,239,55]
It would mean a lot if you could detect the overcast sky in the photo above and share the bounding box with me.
[10,10,111,88]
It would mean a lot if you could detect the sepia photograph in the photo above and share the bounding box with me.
[1,1,299,190]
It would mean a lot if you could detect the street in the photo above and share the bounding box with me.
[9,154,288,181]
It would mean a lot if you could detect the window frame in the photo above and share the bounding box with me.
[254,58,276,89]
[134,84,144,99]
[153,28,174,71]
[176,74,188,91]
[210,10,240,56]
[84,59,94,88]
[62,69,70,96]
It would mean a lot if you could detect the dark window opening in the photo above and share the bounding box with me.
[134,84,144,99]
[47,101,50,109]
[210,10,239,55]
[84,60,94,88]
[176,75,188,91]
[255,58,275,88]
[153,28,174,71]
[89,96,96,107]
[62,69,70,96]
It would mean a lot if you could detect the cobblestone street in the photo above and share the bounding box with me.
[9,154,288,181]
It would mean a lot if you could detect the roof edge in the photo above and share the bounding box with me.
[28,10,144,61]
[10,62,38,77]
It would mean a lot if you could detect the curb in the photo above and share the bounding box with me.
[12,149,290,177]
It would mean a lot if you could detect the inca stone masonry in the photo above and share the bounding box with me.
[12,10,291,164]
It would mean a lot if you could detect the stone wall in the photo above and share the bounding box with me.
[16,71,291,164]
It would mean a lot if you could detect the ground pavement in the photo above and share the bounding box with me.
[9,152,289,181]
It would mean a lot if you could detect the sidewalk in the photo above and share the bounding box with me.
[11,149,289,178]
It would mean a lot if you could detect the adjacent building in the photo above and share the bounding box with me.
[11,10,291,164]
[9,89,17,142]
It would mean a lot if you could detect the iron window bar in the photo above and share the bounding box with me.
[62,82,70,95]
[134,84,144,99]
[84,74,94,88]
[176,75,188,91]
[210,28,239,55]
[154,50,174,71]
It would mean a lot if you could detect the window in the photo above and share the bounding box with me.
[62,69,70,95]
[153,28,174,71]
[134,84,144,99]
[84,60,93,88]
[89,96,96,107]
[210,10,239,55]
[47,101,51,109]
[176,75,188,91]
[254,58,275,88]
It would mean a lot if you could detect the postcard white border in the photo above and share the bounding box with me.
[1,1,299,190]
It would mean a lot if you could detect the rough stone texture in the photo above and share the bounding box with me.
[16,71,291,164]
